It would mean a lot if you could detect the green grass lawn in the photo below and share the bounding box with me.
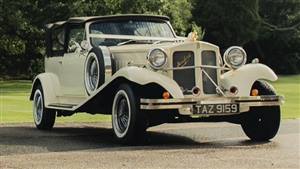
[0,75,299,123]
[271,75,300,119]
[0,80,110,123]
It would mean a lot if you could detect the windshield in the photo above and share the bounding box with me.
[89,20,175,46]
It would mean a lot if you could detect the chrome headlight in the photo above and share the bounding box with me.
[223,46,247,69]
[147,48,167,69]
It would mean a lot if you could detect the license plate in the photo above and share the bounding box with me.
[193,103,239,115]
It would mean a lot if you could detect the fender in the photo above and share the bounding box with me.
[110,66,184,98]
[220,63,278,96]
[29,73,61,106]
[72,66,184,112]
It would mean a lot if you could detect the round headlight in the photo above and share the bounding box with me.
[223,46,247,69]
[147,48,167,69]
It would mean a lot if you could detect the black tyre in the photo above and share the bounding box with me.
[241,81,281,141]
[112,84,147,144]
[84,48,105,95]
[33,85,56,130]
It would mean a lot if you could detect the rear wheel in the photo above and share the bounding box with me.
[33,85,56,130]
[112,84,147,144]
[241,81,280,141]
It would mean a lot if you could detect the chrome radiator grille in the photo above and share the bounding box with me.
[201,51,218,94]
[173,51,195,94]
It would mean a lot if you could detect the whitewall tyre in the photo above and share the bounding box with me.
[33,85,56,130]
[112,84,147,144]
[84,48,106,95]
[85,52,100,95]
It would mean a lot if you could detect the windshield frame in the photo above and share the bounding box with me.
[85,18,178,47]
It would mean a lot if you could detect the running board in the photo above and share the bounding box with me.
[47,103,77,109]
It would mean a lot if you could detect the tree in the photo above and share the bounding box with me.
[192,0,261,48]
[0,0,193,79]
[71,0,192,35]
[247,0,300,74]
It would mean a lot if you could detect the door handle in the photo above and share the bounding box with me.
[58,61,63,64]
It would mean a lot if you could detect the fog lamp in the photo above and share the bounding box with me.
[162,91,170,99]
[251,89,259,96]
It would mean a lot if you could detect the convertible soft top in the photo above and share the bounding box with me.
[46,14,170,29]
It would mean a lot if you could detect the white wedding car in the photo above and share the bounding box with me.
[30,14,284,144]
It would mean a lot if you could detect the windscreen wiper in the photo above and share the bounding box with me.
[117,39,136,46]
[153,40,176,44]
[117,39,153,46]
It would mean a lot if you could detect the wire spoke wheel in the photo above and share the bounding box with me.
[85,52,101,95]
[117,98,129,133]
[112,90,131,138]
[84,48,106,95]
[87,57,99,91]
[111,84,148,144]
[33,90,43,125]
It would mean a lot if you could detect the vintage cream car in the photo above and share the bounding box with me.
[30,14,284,144]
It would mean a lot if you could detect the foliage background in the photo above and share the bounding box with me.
[0,0,299,79]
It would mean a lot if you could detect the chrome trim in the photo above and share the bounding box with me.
[202,69,225,96]
[163,65,230,71]
[141,95,284,104]
[99,46,112,80]
[140,95,284,115]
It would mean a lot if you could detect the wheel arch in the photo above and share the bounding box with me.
[29,73,61,106]
[78,76,171,114]
[220,63,278,96]
[110,66,184,98]
[30,78,42,100]
[78,66,184,113]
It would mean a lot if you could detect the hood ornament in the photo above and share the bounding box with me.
[187,31,198,42]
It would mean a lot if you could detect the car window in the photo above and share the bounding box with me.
[51,27,65,55]
[67,25,85,53]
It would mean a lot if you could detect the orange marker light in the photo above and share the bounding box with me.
[251,89,259,96]
[162,91,170,99]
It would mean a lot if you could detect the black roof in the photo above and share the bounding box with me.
[46,14,170,29]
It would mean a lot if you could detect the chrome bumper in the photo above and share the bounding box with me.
[140,95,284,116]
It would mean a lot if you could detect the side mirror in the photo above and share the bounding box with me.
[251,58,260,63]
[80,40,89,51]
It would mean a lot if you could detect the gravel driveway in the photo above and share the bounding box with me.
[0,120,299,169]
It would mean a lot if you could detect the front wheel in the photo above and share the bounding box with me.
[241,106,280,141]
[112,84,147,144]
[33,85,56,130]
[241,81,281,141]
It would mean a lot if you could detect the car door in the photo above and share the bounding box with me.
[60,24,87,96]
[44,25,65,97]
